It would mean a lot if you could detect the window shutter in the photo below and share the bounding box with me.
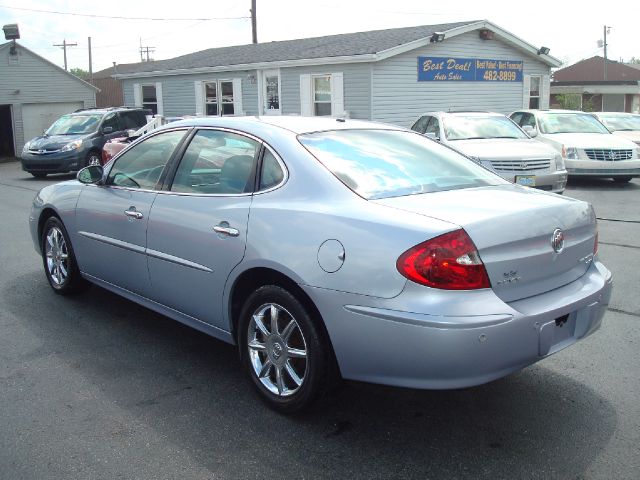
[232,78,243,116]
[194,81,204,116]
[300,74,312,116]
[522,75,531,109]
[330,72,344,117]
[155,82,164,116]
[541,75,550,110]
[133,83,142,107]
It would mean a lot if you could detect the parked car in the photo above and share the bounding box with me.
[21,107,148,177]
[30,116,612,412]
[510,109,640,182]
[590,112,640,145]
[101,116,189,165]
[411,112,567,193]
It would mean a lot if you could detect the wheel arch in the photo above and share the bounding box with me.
[37,207,61,245]
[229,267,339,371]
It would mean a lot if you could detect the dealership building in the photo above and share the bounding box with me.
[113,20,560,128]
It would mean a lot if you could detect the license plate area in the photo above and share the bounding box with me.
[515,175,536,187]
[539,313,577,356]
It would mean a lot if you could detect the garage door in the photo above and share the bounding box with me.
[22,102,84,142]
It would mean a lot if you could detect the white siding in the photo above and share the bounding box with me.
[123,71,260,117]
[372,31,551,127]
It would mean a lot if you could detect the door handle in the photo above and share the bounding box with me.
[213,222,239,237]
[124,208,144,220]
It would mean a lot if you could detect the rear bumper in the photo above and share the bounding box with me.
[306,260,612,389]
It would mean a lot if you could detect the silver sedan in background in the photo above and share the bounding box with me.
[29,116,612,412]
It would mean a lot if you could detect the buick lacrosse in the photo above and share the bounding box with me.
[30,116,613,412]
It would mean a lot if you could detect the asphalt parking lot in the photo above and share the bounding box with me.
[1,160,638,480]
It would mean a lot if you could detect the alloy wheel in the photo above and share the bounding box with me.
[45,226,69,286]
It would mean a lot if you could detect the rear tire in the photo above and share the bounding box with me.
[612,176,632,183]
[41,217,88,295]
[31,172,47,178]
[239,285,329,413]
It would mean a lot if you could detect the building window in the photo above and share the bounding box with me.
[529,76,541,109]
[313,75,332,116]
[142,85,158,114]
[204,80,235,116]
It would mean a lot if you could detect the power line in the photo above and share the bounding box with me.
[0,4,249,21]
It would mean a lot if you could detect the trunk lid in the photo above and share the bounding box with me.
[374,185,597,303]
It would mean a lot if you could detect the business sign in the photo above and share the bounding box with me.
[418,57,523,82]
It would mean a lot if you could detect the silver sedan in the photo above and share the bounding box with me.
[29,116,613,412]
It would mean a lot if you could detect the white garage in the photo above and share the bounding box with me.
[21,102,84,143]
[0,41,96,158]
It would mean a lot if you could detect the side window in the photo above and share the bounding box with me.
[425,117,440,138]
[106,130,186,190]
[170,130,259,194]
[411,116,429,134]
[102,113,120,132]
[120,111,147,130]
[259,149,285,191]
[510,112,523,125]
[521,113,536,128]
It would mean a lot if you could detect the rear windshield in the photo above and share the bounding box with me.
[298,129,506,199]
[444,115,528,140]
[537,113,610,134]
[46,114,102,135]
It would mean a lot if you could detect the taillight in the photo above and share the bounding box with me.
[396,229,490,290]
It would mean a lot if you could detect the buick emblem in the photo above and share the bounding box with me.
[551,228,565,253]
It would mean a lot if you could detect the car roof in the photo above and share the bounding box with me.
[70,107,146,116]
[164,115,404,135]
[420,111,506,118]
[514,109,588,115]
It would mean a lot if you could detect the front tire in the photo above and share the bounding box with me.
[31,172,47,178]
[41,217,88,294]
[239,285,329,413]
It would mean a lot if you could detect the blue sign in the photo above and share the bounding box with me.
[418,57,523,82]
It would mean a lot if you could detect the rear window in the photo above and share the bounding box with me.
[298,129,505,199]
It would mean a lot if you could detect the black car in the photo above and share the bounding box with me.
[21,107,148,177]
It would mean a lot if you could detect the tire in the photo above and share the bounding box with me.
[86,151,102,167]
[612,176,632,183]
[239,285,329,413]
[41,216,88,295]
[31,172,47,178]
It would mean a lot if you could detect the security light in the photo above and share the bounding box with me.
[3,23,20,40]
[430,32,445,43]
[537,46,550,55]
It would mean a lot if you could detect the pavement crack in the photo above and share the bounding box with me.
[599,241,640,250]
[597,217,640,224]
[0,181,40,193]
[607,307,640,318]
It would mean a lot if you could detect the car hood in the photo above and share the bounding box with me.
[611,130,640,143]
[27,134,87,150]
[448,138,557,159]
[374,184,596,303]
[540,132,637,149]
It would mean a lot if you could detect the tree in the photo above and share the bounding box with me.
[628,57,640,64]
[555,94,582,111]
[69,68,89,80]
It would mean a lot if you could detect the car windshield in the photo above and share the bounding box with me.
[537,112,610,134]
[597,115,640,131]
[443,115,528,140]
[46,114,102,135]
[298,129,506,200]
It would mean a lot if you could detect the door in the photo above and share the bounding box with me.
[146,129,260,329]
[261,70,281,115]
[21,102,83,142]
[74,129,188,297]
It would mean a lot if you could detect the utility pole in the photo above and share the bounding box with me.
[603,25,611,80]
[88,37,93,84]
[251,0,257,44]
[139,44,155,62]
[53,39,77,71]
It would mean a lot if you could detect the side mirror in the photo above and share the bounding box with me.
[103,126,114,134]
[522,125,538,138]
[77,165,104,184]
[424,132,440,141]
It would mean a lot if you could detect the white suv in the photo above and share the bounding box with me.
[510,109,640,183]
[411,111,567,193]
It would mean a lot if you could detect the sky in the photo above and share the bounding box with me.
[0,0,637,74]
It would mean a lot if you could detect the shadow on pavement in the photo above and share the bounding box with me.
[3,272,618,479]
